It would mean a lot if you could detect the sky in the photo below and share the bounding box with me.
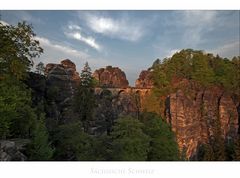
[1,10,239,86]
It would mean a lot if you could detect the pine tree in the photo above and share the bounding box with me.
[35,62,45,75]
[80,62,94,87]
[27,115,54,160]
[140,112,179,161]
[73,62,95,132]
[110,116,150,161]
[52,122,91,160]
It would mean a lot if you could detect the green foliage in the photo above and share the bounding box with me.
[225,139,236,161]
[191,53,215,86]
[0,21,43,80]
[52,122,92,160]
[46,86,60,102]
[73,62,95,132]
[151,49,239,95]
[80,62,95,87]
[0,79,36,138]
[27,115,54,161]
[140,112,179,160]
[110,116,150,161]
[35,62,45,75]
[0,21,43,140]
[197,143,214,161]
[234,137,240,160]
[86,135,112,161]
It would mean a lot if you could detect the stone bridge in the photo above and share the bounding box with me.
[94,87,152,97]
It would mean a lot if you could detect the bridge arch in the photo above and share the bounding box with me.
[99,89,113,98]
[118,89,126,96]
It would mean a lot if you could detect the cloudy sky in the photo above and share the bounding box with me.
[1,10,239,85]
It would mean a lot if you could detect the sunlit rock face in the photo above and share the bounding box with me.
[135,70,154,88]
[45,59,80,87]
[93,66,129,88]
[165,81,239,159]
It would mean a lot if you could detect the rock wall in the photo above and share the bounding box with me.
[135,70,153,88]
[165,82,239,159]
[93,66,129,88]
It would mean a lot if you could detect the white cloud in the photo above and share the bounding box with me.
[68,24,81,30]
[36,36,89,59]
[180,11,218,47]
[84,14,144,42]
[0,20,9,26]
[66,31,101,51]
[34,36,108,71]
[209,41,240,58]
[64,24,101,51]
[166,49,181,58]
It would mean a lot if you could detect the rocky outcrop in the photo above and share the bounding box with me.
[164,81,239,159]
[91,88,149,136]
[43,59,80,123]
[93,66,129,88]
[0,139,29,161]
[135,70,153,88]
[45,59,80,84]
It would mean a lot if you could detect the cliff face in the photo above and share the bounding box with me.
[135,70,154,88]
[45,59,80,87]
[93,66,129,88]
[164,80,239,159]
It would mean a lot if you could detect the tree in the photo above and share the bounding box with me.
[27,115,54,161]
[52,122,92,160]
[0,79,36,139]
[80,62,94,87]
[0,21,43,80]
[0,21,43,139]
[211,119,225,161]
[192,53,215,87]
[234,137,240,160]
[73,62,95,132]
[110,116,150,161]
[140,112,179,160]
[197,143,214,161]
[35,62,45,75]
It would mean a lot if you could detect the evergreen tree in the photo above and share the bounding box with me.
[27,115,54,161]
[140,112,179,160]
[0,79,36,138]
[73,62,95,132]
[35,62,45,75]
[110,116,150,161]
[52,122,91,160]
[192,53,215,87]
[211,119,225,161]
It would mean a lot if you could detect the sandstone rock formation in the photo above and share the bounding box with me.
[45,59,80,86]
[43,59,80,123]
[135,70,153,88]
[164,80,239,159]
[93,66,129,88]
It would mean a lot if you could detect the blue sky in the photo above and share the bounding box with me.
[1,10,239,85]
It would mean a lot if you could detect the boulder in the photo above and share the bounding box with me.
[0,140,28,161]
